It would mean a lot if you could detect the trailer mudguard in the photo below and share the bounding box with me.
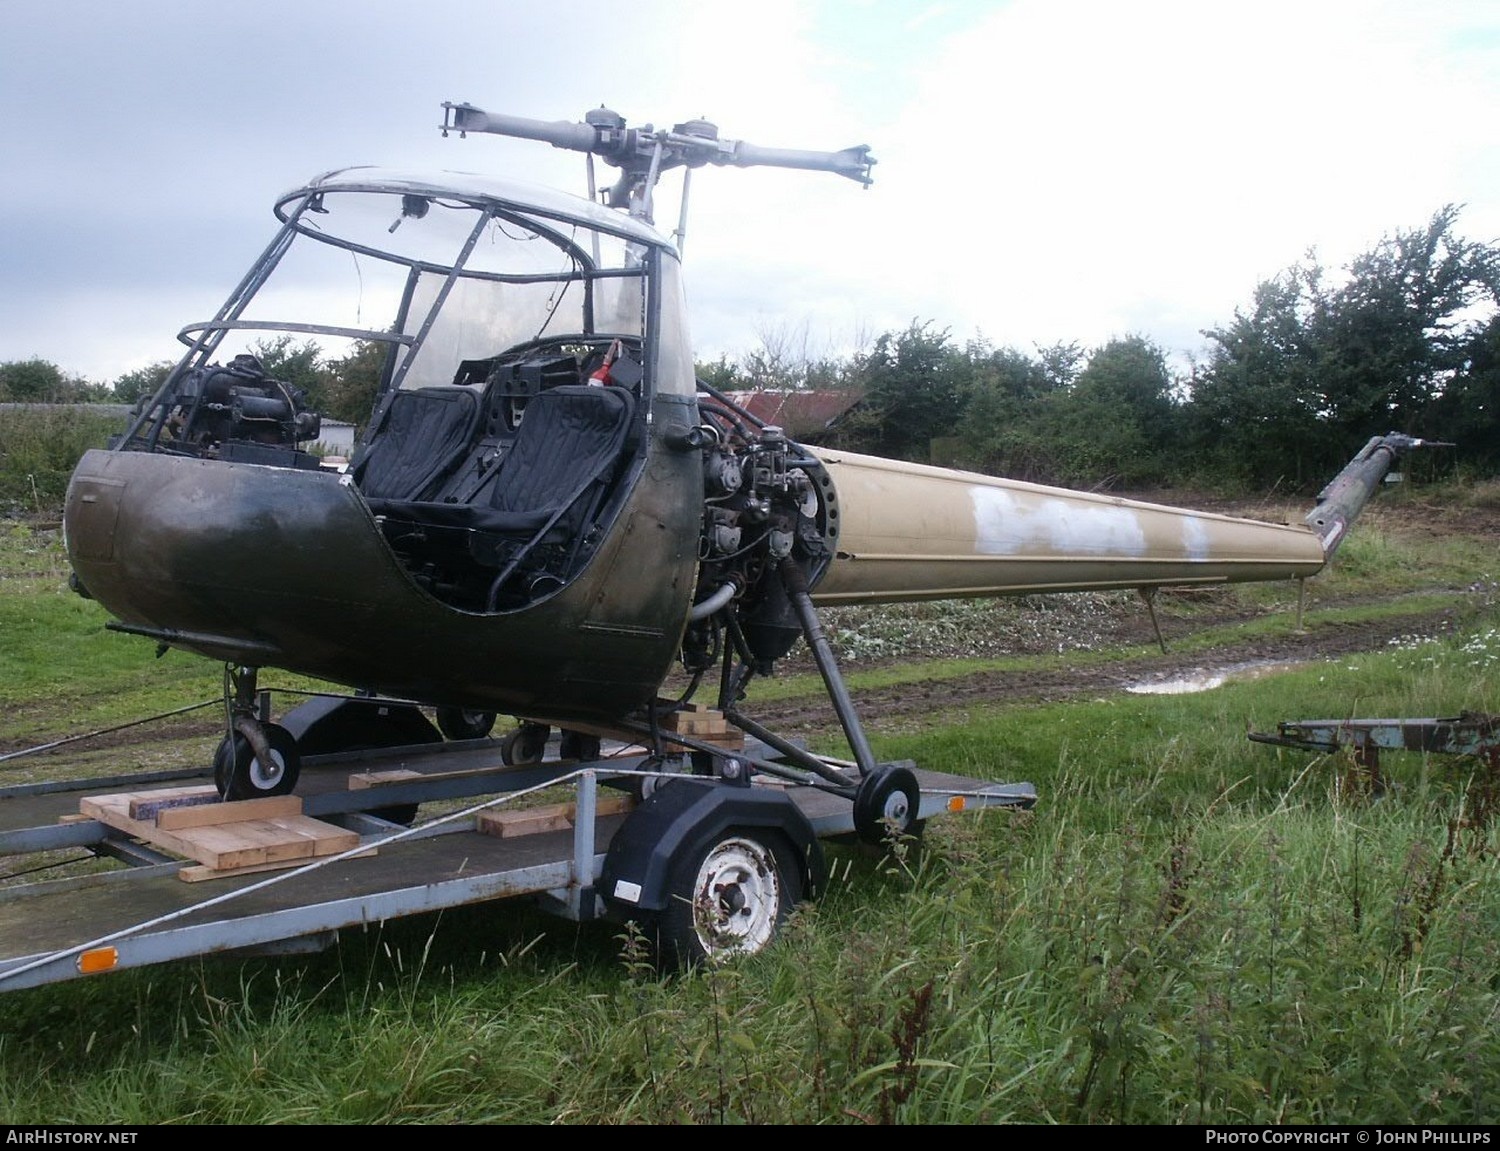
[279,695,442,753]
[600,779,826,914]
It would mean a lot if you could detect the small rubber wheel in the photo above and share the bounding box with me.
[214,722,302,801]
[654,831,802,969]
[852,764,921,844]
[435,707,497,741]
[500,722,550,765]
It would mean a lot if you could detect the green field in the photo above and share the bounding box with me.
[1,503,1498,1124]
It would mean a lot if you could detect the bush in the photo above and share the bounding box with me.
[0,407,122,514]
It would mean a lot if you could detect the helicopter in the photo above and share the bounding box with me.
[62,101,1428,841]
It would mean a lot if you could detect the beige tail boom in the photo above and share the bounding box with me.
[807,442,1415,606]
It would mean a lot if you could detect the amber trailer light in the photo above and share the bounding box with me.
[77,947,119,975]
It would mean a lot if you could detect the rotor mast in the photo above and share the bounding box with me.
[440,102,876,250]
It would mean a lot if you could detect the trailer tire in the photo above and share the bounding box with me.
[214,723,301,801]
[654,829,802,969]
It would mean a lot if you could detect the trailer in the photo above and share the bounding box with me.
[1249,712,1500,792]
[0,697,1035,991]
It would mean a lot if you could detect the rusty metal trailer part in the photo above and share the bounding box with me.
[1248,712,1500,790]
[0,736,1035,991]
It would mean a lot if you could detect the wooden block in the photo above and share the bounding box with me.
[480,806,573,838]
[156,795,302,831]
[663,708,730,735]
[127,786,220,822]
[662,729,745,751]
[696,732,746,750]
[80,793,148,829]
[79,788,358,873]
[178,845,376,883]
[179,817,359,871]
[349,769,423,790]
[476,794,635,839]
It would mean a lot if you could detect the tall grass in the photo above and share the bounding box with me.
[2,622,1497,1124]
[0,407,120,512]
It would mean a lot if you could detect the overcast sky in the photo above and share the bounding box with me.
[3,0,1497,383]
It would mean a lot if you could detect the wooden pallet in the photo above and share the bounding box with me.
[79,786,363,882]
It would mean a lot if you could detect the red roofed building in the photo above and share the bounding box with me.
[723,390,864,443]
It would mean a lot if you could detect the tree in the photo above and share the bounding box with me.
[0,358,66,402]
[957,341,1073,480]
[1428,312,1500,471]
[694,353,741,391]
[112,360,174,404]
[1189,264,1329,485]
[250,336,331,410]
[322,340,390,427]
[1055,335,1179,487]
[1316,205,1499,447]
[1188,207,1499,487]
[840,321,966,460]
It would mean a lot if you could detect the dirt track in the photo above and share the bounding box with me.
[749,604,1470,740]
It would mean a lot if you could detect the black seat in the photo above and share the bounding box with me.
[475,384,635,534]
[367,385,636,605]
[352,387,482,501]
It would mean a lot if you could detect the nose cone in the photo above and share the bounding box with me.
[65,449,391,668]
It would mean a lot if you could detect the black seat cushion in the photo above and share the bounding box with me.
[354,387,481,501]
[367,384,634,538]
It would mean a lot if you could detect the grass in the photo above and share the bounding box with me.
[1,498,1498,1123]
[4,624,1499,1124]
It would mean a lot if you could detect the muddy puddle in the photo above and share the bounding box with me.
[1125,659,1312,695]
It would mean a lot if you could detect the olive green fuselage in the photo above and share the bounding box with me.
[64,394,703,726]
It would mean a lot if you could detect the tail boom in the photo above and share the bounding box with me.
[810,450,1326,606]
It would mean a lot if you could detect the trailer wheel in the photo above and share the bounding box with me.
[435,707,496,741]
[214,723,301,801]
[655,830,802,968]
[852,764,921,844]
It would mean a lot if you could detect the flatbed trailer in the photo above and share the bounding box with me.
[0,724,1035,991]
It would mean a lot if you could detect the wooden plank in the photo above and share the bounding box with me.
[79,794,152,835]
[348,769,423,790]
[77,788,358,872]
[480,806,572,838]
[156,795,302,831]
[177,817,358,871]
[662,731,745,750]
[477,794,634,840]
[178,844,376,884]
[663,709,730,735]
[127,786,220,822]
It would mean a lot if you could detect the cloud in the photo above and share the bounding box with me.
[2,0,1496,381]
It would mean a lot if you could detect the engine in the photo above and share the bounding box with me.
[124,354,323,465]
[682,398,839,677]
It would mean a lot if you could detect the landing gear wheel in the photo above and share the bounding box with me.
[435,707,497,741]
[655,831,802,969]
[852,764,921,844]
[213,722,301,801]
[500,722,550,765]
